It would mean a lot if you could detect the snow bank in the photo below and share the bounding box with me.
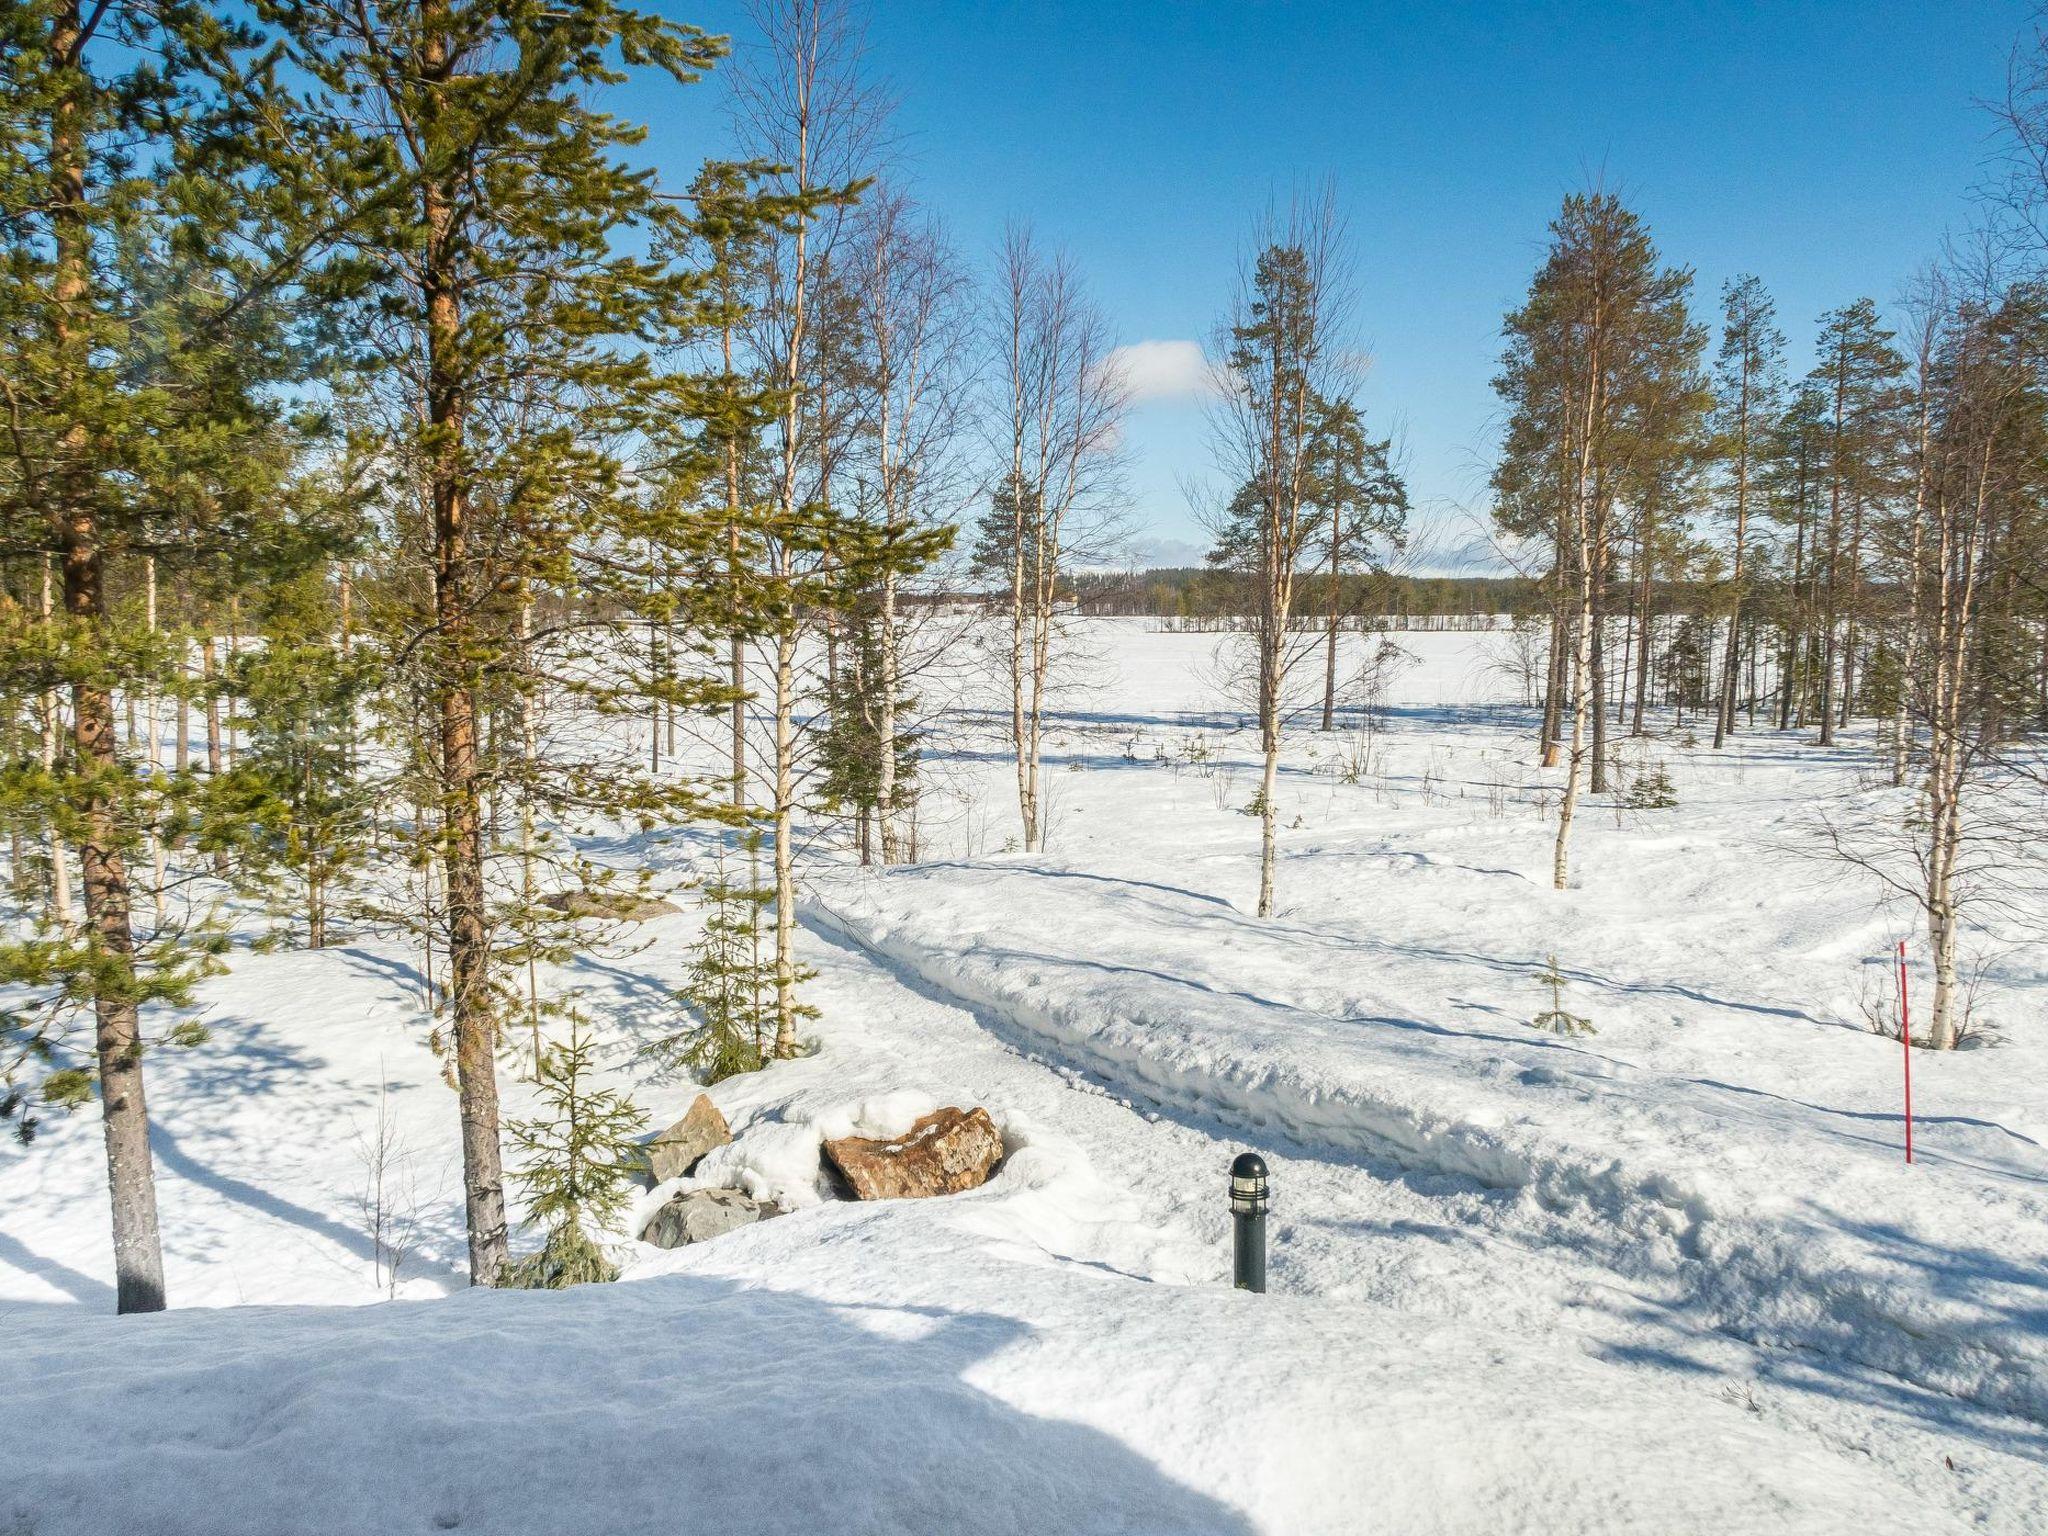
[1,1194,1957,1536]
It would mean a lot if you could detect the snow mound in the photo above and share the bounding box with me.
[0,1203,1957,1536]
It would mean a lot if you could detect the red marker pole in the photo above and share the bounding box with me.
[1898,939,1913,1165]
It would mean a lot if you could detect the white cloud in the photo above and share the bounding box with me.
[1107,338,1216,404]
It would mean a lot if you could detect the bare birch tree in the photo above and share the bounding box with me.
[1204,186,1360,917]
[975,224,1128,854]
[845,188,967,862]
[730,0,882,1055]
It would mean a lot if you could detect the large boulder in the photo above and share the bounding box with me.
[640,1188,782,1249]
[644,1094,732,1184]
[822,1106,1004,1201]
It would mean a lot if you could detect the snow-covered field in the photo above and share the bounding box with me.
[3,620,2045,1534]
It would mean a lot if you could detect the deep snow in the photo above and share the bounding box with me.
[2,620,2043,1533]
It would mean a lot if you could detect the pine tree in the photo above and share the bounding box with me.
[1492,192,1705,888]
[503,1016,648,1289]
[1806,300,1908,746]
[248,0,732,1286]
[0,0,320,1311]
[1711,276,1785,748]
[1306,398,1409,731]
[1763,381,1832,730]
[218,556,379,949]
[817,587,923,864]
[1622,760,1678,810]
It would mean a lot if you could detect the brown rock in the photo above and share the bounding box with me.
[645,1094,732,1184]
[822,1106,1004,1201]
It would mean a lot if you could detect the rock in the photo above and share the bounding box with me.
[644,1094,732,1184]
[541,889,682,922]
[639,1188,782,1249]
[822,1106,1004,1201]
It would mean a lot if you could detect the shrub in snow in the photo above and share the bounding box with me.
[504,1017,646,1289]
[656,834,776,1084]
[1623,762,1677,810]
[1529,954,1595,1036]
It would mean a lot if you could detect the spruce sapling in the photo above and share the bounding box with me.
[658,833,778,1083]
[1530,953,1596,1036]
[504,1016,647,1289]
[1623,760,1678,809]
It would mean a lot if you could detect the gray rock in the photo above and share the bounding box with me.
[644,1093,732,1184]
[639,1188,783,1249]
[541,889,683,922]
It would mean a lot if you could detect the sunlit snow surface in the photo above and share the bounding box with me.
[3,620,2043,1533]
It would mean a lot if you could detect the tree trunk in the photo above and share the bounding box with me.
[142,557,166,926]
[1540,606,1564,765]
[1554,596,1590,891]
[1631,545,1652,736]
[422,38,508,1285]
[877,563,901,863]
[1320,520,1340,731]
[1258,645,1280,918]
[1714,394,1751,749]
[200,632,229,878]
[771,629,800,1057]
[52,0,164,1315]
[1589,523,1610,793]
[40,557,74,934]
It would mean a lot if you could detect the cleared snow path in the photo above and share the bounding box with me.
[807,862,2048,1506]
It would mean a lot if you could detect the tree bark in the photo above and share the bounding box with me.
[422,20,507,1285]
[40,556,74,933]
[1320,519,1340,731]
[771,630,800,1056]
[51,0,164,1314]
[1714,370,1752,749]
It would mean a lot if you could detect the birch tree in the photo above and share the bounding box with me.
[729,0,879,1056]
[1205,188,1359,916]
[842,187,965,862]
[974,224,1128,854]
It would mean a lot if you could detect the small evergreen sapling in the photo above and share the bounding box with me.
[1530,954,1596,1036]
[504,1017,647,1289]
[1623,761,1678,810]
[660,834,778,1083]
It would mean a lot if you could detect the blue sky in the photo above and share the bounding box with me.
[623,1,2030,570]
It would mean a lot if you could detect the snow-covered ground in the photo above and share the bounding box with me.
[3,620,2044,1533]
